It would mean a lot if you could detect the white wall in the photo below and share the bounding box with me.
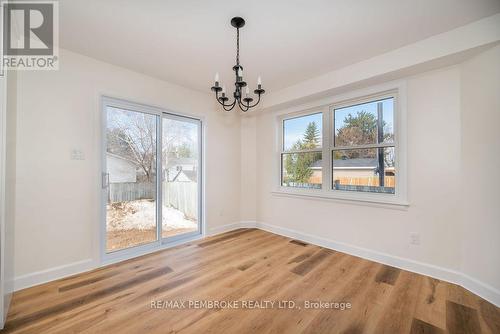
[239,115,257,222]
[460,46,500,293]
[14,49,241,280]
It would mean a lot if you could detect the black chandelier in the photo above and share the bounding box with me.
[211,17,265,112]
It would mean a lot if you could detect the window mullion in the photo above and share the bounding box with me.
[322,107,330,192]
[282,148,323,154]
[332,142,395,151]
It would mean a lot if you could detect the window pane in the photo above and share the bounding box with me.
[332,147,395,194]
[162,117,200,239]
[106,107,158,252]
[283,113,322,151]
[334,98,394,146]
[282,152,322,189]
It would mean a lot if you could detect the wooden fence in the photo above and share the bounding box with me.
[333,176,395,187]
[162,182,198,220]
[333,176,395,194]
[109,181,198,220]
[109,182,155,202]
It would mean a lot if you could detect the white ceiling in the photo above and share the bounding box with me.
[59,0,500,93]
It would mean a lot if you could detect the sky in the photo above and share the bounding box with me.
[283,112,323,150]
[107,106,199,156]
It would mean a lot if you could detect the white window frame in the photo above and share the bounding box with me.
[274,81,408,207]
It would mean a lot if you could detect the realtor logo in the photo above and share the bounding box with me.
[1,1,59,70]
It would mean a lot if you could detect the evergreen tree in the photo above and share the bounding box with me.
[284,121,321,185]
[302,122,320,148]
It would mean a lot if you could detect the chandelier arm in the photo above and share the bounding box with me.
[215,91,237,108]
[220,98,236,109]
[246,94,262,108]
[237,99,250,112]
[223,100,237,111]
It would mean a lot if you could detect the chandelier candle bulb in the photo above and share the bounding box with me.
[214,72,219,85]
[258,76,262,85]
[222,85,226,95]
[245,87,250,97]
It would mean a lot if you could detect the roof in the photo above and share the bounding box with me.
[335,158,378,168]
[311,158,378,169]
[172,170,197,182]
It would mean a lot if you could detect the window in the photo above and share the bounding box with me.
[281,112,323,189]
[332,97,395,194]
[278,90,405,205]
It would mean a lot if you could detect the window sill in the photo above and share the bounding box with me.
[271,187,409,210]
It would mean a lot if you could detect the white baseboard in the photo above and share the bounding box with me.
[13,223,236,292]
[239,220,259,228]
[14,258,96,292]
[13,221,500,307]
[207,222,245,236]
[458,273,500,308]
[252,221,500,307]
[14,233,207,291]
[258,222,461,279]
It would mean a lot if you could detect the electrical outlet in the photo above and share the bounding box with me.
[410,232,420,245]
[71,149,85,160]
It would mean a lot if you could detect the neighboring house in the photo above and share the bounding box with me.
[172,169,197,183]
[164,156,197,182]
[106,152,137,183]
[310,158,395,181]
[166,156,197,171]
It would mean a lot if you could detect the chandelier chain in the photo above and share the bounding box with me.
[236,28,240,66]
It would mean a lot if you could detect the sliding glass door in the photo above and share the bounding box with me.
[162,115,201,240]
[102,98,201,258]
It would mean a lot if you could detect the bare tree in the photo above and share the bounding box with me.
[107,111,156,182]
[107,111,198,183]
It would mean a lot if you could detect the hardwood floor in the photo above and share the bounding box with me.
[3,229,499,333]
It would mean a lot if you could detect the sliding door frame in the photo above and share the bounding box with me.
[100,96,204,264]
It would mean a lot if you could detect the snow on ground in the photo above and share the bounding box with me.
[107,199,197,231]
